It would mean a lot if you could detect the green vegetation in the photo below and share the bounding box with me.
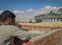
[29,19,32,23]
[34,8,62,22]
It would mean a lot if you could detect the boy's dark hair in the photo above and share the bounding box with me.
[0,10,16,25]
[0,10,16,21]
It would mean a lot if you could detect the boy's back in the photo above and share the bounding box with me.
[0,25,31,45]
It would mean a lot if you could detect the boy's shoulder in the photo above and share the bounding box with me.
[0,25,18,30]
[0,25,16,28]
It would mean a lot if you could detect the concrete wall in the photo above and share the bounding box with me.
[25,29,62,45]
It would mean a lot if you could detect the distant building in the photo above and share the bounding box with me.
[34,8,62,22]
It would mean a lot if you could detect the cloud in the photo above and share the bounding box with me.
[13,9,36,22]
[13,10,25,15]
[26,9,35,12]
[0,10,3,14]
[36,6,58,14]
[44,6,57,10]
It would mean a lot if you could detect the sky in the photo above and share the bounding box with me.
[0,0,62,22]
[0,0,62,10]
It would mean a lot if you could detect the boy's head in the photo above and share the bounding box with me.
[0,10,16,25]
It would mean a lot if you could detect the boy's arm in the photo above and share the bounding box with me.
[14,27,31,42]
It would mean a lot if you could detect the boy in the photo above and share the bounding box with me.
[0,10,31,45]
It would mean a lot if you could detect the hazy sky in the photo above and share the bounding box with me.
[0,0,62,22]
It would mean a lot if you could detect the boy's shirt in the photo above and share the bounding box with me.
[0,25,31,45]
